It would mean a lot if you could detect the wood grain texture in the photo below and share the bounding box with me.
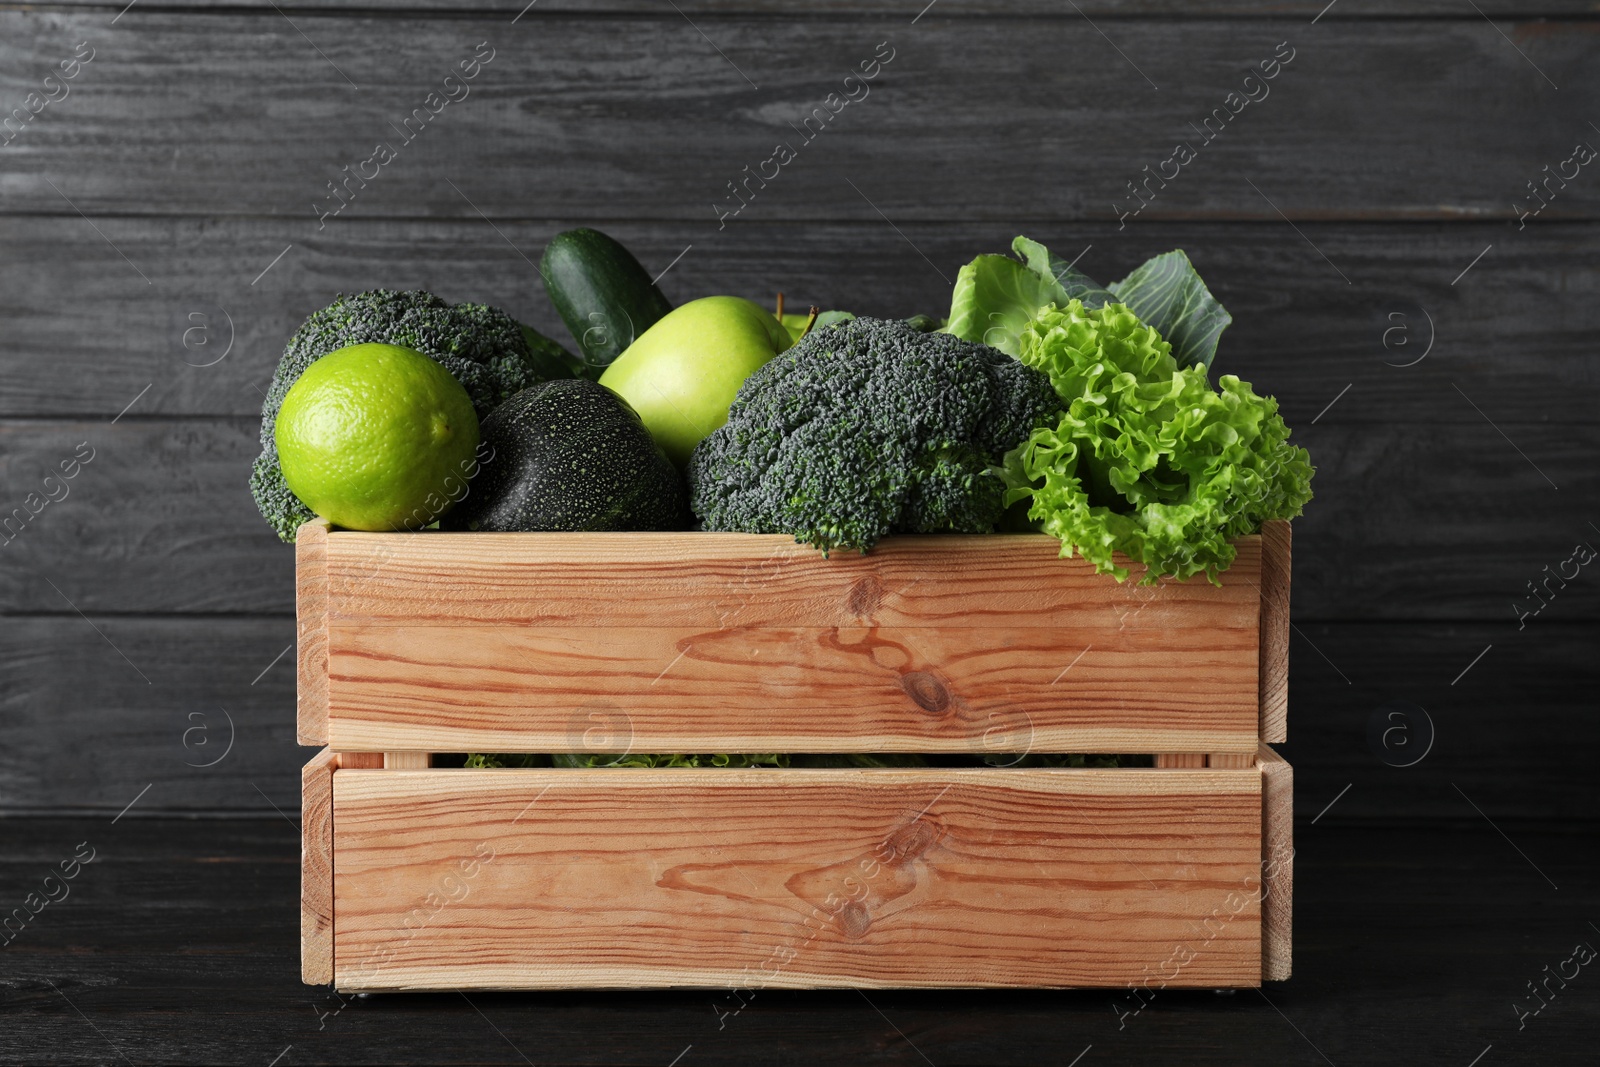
[330,767,1264,990]
[1257,744,1293,981]
[0,418,295,615]
[300,746,336,985]
[1156,754,1206,768]
[4,219,1596,428]
[317,532,1263,754]
[0,616,301,815]
[1258,519,1291,743]
[382,752,431,769]
[296,520,330,746]
[322,530,1261,627]
[1209,753,1256,768]
[35,1,1597,13]
[2,15,1595,221]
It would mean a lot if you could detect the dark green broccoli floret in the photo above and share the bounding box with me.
[250,450,317,542]
[687,317,1060,553]
[250,289,576,542]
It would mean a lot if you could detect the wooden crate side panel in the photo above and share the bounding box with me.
[296,520,331,746]
[322,535,1262,755]
[1258,520,1291,743]
[1259,745,1294,980]
[331,768,1263,991]
[322,532,1262,628]
[300,747,337,985]
[327,621,1259,753]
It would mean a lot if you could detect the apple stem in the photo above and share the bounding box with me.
[775,293,785,321]
[799,306,820,339]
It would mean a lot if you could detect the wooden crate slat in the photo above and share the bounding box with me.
[1258,744,1294,980]
[316,529,1265,754]
[327,621,1258,754]
[330,767,1264,991]
[300,746,337,985]
[322,531,1261,628]
[296,520,331,746]
[1258,520,1292,743]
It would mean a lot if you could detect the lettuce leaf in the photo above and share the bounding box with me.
[466,752,790,768]
[1002,300,1313,584]
[552,753,788,768]
[946,238,1230,371]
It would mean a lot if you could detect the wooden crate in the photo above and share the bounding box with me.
[298,520,1294,991]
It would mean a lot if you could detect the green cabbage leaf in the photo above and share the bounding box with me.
[1107,250,1232,373]
[947,237,1231,372]
[945,253,1068,357]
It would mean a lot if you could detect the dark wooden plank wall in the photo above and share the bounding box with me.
[1,2,1594,817]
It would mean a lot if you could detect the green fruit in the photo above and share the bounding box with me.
[780,312,813,345]
[276,343,480,531]
[441,378,687,533]
[782,308,857,344]
[598,296,791,466]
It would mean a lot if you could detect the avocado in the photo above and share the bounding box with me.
[444,378,688,532]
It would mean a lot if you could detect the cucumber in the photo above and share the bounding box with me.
[539,228,674,375]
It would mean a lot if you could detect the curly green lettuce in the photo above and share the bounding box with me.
[1002,300,1313,584]
[459,752,1139,768]
[464,753,788,769]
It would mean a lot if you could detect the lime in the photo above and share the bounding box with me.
[276,343,480,531]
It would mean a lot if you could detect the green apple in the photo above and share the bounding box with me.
[781,309,854,344]
[598,295,791,466]
[780,312,813,345]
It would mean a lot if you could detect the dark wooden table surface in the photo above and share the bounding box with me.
[2,0,1597,1063]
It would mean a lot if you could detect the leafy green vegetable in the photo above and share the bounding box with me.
[946,238,1231,371]
[465,753,789,768]
[1012,236,1116,309]
[982,753,1147,768]
[551,753,788,768]
[463,753,551,768]
[944,254,1064,357]
[1107,250,1232,373]
[460,752,1141,768]
[789,754,929,768]
[1002,300,1313,584]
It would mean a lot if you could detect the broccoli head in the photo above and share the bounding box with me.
[250,289,574,541]
[687,317,1060,553]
